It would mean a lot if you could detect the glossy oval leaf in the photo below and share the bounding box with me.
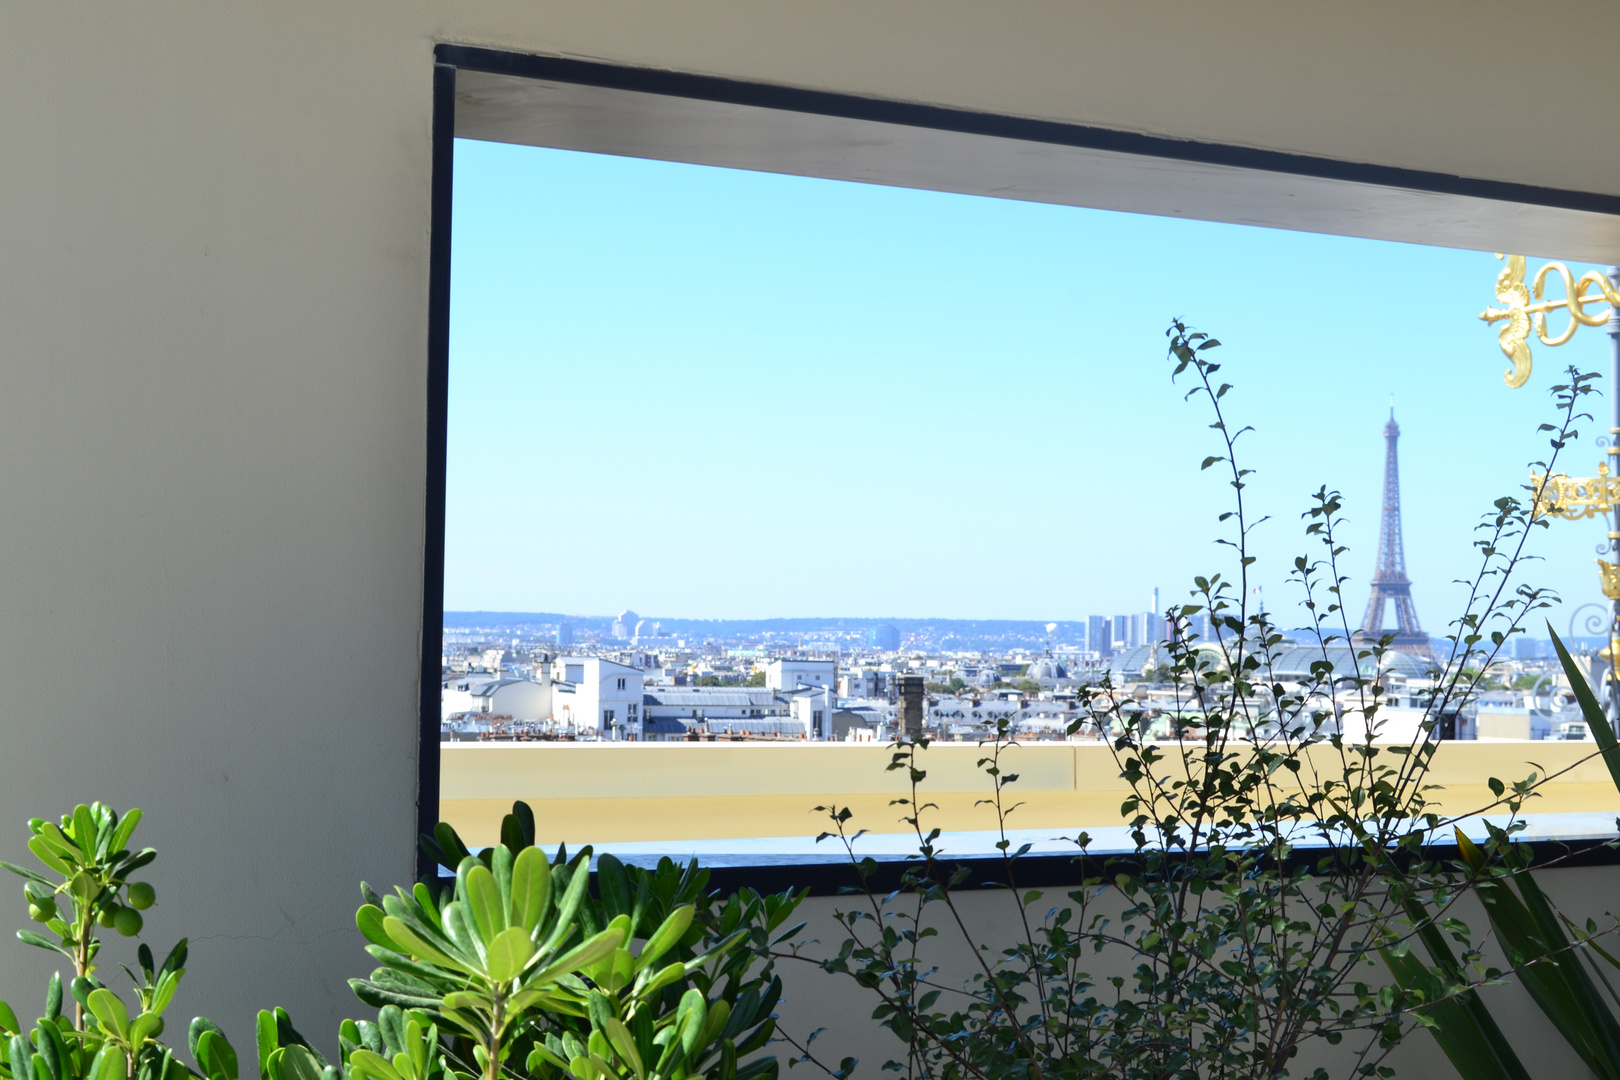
[463,865,505,944]
[376,1007,406,1058]
[603,1019,645,1080]
[510,847,549,935]
[92,1045,127,1080]
[356,906,396,951]
[641,961,687,998]
[255,1011,277,1080]
[440,904,485,966]
[196,1030,239,1080]
[130,1013,161,1048]
[25,838,71,878]
[485,926,536,984]
[107,808,142,856]
[31,1024,62,1080]
[280,1045,323,1080]
[150,971,180,1017]
[346,1050,403,1080]
[70,808,97,858]
[380,917,472,975]
[677,988,708,1059]
[85,989,129,1039]
[529,927,627,989]
[8,1034,32,1080]
[637,906,694,971]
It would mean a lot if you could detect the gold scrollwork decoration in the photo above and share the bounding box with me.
[1600,560,1620,600]
[1480,254,1620,388]
[1530,462,1620,520]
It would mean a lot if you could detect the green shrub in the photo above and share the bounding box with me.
[0,802,805,1080]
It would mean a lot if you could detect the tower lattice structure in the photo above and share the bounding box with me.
[1359,408,1433,657]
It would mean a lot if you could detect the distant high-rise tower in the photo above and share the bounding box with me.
[1086,615,1112,656]
[1359,404,1433,657]
[866,624,900,651]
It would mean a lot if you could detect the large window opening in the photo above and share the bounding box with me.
[431,56,1620,869]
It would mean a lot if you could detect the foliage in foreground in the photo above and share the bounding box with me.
[1386,626,1620,1080]
[783,324,1602,1080]
[0,801,806,1080]
[9,326,1620,1080]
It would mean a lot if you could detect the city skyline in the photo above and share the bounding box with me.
[448,138,1615,626]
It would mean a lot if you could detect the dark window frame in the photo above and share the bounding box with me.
[419,45,1620,886]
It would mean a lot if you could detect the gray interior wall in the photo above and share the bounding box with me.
[1,0,1618,1066]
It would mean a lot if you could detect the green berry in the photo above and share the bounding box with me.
[126,882,155,910]
[97,905,119,929]
[112,907,143,937]
[28,903,52,923]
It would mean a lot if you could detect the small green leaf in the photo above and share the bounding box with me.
[345,1051,402,1080]
[92,1045,127,1080]
[70,807,96,858]
[25,838,71,878]
[255,1011,277,1080]
[529,927,626,989]
[108,809,143,855]
[603,1019,645,1080]
[130,1013,161,1048]
[463,865,505,944]
[8,1034,32,1080]
[31,1023,62,1080]
[485,926,535,983]
[15,931,70,959]
[145,971,178,1018]
[677,989,707,1059]
[510,847,549,935]
[86,989,129,1039]
[197,1030,239,1080]
[356,906,396,950]
[381,917,471,974]
[279,1046,323,1080]
[637,906,693,971]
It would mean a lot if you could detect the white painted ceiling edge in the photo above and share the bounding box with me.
[456,72,1620,264]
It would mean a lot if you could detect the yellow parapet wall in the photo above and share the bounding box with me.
[439,741,1620,846]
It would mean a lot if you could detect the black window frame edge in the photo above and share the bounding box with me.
[429,838,1620,900]
[418,59,455,882]
[702,835,1620,898]
[418,42,1620,888]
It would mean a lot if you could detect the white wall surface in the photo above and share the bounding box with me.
[2,0,1619,1063]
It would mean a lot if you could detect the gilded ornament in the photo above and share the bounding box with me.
[1600,560,1620,601]
[1480,254,1620,387]
[1530,461,1620,520]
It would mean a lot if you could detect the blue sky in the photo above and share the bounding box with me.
[446,137,1613,635]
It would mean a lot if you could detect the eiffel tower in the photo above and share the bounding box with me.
[1359,403,1433,657]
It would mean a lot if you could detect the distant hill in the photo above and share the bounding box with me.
[446,611,1072,632]
[442,611,1084,648]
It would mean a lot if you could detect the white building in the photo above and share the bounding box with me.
[838,668,889,698]
[786,684,837,739]
[440,676,551,722]
[767,658,836,692]
[641,687,784,725]
[549,657,644,739]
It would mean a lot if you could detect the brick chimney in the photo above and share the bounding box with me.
[898,674,925,738]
